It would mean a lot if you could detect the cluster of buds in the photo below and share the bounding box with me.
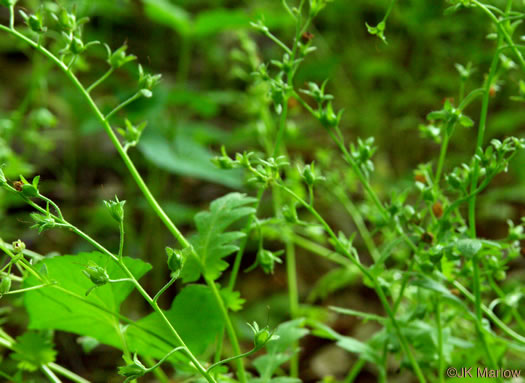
[427,99,474,136]
[138,64,162,98]
[212,146,289,186]
[365,21,386,44]
[300,82,343,129]
[20,7,47,34]
[105,44,136,69]
[117,120,147,149]
[300,162,325,188]
[350,137,377,179]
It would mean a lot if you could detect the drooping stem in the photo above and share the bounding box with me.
[104,91,143,121]
[153,274,178,303]
[87,68,114,93]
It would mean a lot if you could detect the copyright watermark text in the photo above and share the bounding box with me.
[446,367,521,379]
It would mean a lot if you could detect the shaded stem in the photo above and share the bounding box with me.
[86,67,114,93]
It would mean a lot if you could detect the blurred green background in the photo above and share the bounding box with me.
[1,0,524,381]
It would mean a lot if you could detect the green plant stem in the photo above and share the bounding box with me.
[276,183,426,383]
[434,129,450,188]
[4,282,54,294]
[343,358,365,383]
[328,130,388,218]
[467,40,502,239]
[0,24,246,383]
[285,236,299,377]
[118,219,125,259]
[104,91,143,121]
[488,275,525,333]
[383,0,397,21]
[272,99,289,157]
[466,2,513,372]
[87,67,114,93]
[153,274,178,303]
[332,186,380,262]
[450,279,525,345]
[147,346,185,372]
[262,29,292,55]
[47,364,91,383]
[41,365,62,383]
[291,234,354,267]
[472,0,525,71]
[144,356,169,383]
[208,346,260,372]
[207,278,247,383]
[215,188,264,365]
[0,25,189,251]
[228,188,264,290]
[435,299,445,383]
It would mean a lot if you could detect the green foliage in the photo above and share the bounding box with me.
[139,133,243,188]
[1,0,525,382]
[181,193,256,282]
[24,252,151,347]
[11,332,56,372]
[127,284,224,357]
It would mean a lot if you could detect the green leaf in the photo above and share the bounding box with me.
[329,306,386,323]
[456,238,482,258]
[139,133,243,189]
[10,332,57,371]
[336,337,381,364]
[127,284,224,357]
[459,114,474,127]
[181,193,256,282]
[24,252,151,349]
[309,320,381,364]
[411,276,466,308]
[220,288,245,312]
[143,0,191,36]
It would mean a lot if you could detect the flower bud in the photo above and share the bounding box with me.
[247,322,278,349]
[118,354,148,382]
[17,175,40,198]
[30,212,57,233]
[166,247,188,274]
[83,261,109,296]
[138,64,162,90]
[104,196,126,223]
[109,45,137,68]
[70,37,85,54]
[12,239,26,253]
[20,10,46,33]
